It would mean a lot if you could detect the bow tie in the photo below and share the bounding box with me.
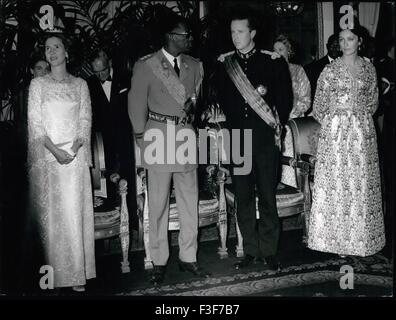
[101,76,112,84]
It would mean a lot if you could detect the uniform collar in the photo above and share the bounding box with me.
[162,47,181,67]
[236,47,256,60]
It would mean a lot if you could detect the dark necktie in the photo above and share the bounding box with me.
[173,58,180,77]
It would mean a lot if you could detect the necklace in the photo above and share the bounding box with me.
[49,73,70,82]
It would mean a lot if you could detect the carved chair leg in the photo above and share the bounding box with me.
[234,210,244,258]
[143,222,153,270]
[217,216,228,259]
[143,188,153,270]
[118,179,130,273]
[301,209,310,246]
[120,229,130,273]
[217,176,228,259]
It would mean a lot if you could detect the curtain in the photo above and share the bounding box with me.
[358,2,381,37]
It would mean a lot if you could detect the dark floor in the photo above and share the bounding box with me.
[2,227,392,297]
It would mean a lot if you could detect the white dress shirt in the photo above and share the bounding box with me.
[162,48,181,71]
[101,68,113,102]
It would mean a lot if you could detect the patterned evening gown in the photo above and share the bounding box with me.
[27,74,96,287]
[307,57,385,256]
[281,63,311,188]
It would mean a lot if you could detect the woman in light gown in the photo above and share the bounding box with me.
[307,25,385,257]
[27,34,95,291]
[273,34,311,188]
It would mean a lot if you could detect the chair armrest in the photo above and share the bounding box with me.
[110,173,121,184]
[281,156,310,173]
[300,154,316,179]
[281,156,297,167]
[300,153,317,167]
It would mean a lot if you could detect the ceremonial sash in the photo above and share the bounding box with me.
[145,54,186,107]
[223,55,282,150]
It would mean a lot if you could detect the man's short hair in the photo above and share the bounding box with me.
[229,5,259,31]
[327,34,338,46]
[90,49,110,64]
[163,14,188,36]
[29,55,48,71]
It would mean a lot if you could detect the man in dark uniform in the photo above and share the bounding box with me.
[304,34,340,114]
[214,7,293,270]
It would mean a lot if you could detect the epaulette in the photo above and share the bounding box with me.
[139,53,154,61]
[183,54,200,62]
[217,51,234,62]
[260,50,281,60]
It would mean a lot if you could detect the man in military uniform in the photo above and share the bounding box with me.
[214,7,293,270]
[128,15,209,285]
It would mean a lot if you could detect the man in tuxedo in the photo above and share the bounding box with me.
[214,7,293,271]
[304,34,340,113]
[87,49,136,217]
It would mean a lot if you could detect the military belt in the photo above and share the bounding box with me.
[148,110,189,125]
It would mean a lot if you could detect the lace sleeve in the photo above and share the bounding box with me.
[312,67,331,123]
[366,63,379,115]
[27,78,45,167]
[290,66,311,118]
[78,79,92,166]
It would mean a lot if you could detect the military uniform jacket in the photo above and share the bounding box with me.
[128,49,203,172]
[215,49,293,153]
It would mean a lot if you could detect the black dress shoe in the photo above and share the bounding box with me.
[234,254,261,270]
[265,255,281,271]
[178,260,211,278]
[150,265,166,285]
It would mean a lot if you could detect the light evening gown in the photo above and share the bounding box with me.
[27,74,96,287]
[307,57,385,257]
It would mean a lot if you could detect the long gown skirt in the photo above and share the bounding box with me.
[307,113,385,257]
[45,156,96,288]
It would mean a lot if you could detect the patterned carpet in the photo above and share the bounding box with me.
[117,253,392,297]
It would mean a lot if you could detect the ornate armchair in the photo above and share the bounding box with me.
[225,116,320,257]
[91,132,130,273]
[135,128,229,270]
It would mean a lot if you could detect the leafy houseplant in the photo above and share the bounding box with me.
[0,0,199,122]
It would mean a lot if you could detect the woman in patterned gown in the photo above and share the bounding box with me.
[27,34,96,291]
[307,26,385,257]
[273,34,311,188]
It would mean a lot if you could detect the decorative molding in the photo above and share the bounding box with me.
[321,2,334,59]
[317,2,324,59]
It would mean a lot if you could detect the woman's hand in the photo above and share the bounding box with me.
[71,138,83,154]
[54,148,75,165]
